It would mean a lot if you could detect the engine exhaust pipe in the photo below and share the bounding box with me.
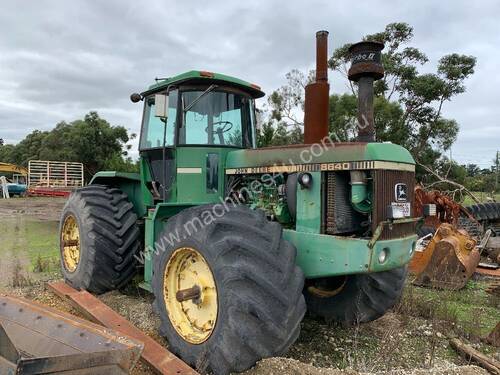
[348,41,385,142]
[303,31,330,144]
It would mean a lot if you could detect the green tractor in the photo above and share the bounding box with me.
[59,31,419,374]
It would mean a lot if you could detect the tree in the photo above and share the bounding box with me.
[0,112,137,179]
[257,69,311,146]
[258,22,476,181]
[329,22,476,165]
[465,164,481,178]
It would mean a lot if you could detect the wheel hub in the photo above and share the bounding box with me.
[61,215,80,273]
[164,247,218,344]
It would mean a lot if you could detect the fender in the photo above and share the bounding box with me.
[90,171,148,217]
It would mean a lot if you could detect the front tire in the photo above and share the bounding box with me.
[152,205,306,375]
[305,267,407,325]
[59,185,140,294]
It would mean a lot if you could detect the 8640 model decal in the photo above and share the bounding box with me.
[225,161,414,175]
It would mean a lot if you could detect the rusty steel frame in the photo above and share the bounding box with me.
[48,281,199,375]
[0,294,143,374]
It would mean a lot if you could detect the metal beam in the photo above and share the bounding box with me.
[48,281,199,375]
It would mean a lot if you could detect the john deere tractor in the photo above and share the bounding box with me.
[59,31,419,374]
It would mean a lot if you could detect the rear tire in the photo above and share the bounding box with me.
[59,185,140,294]
[305,267,407,325]
[152,204,306,375]
[459,203,500,237]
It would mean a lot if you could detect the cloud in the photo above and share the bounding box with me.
[0,0,498,166]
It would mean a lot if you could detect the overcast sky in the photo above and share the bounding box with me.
[1,1,498,167]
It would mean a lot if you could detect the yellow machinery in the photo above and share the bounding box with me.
[0,162,27,175]
[410,223,481,290]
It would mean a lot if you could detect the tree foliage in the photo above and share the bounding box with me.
[329,22,476,165]
[0,112,137,180]
[258,22,477,176]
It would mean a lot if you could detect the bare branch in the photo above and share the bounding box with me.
[417,162,481,204]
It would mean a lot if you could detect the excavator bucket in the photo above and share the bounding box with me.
[410,223,481,290]
[0,295,143,374]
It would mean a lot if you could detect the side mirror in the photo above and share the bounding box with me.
[130,93,142,103]
[155,94,169,119]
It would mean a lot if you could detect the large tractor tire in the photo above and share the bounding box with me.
[305,267,407,325]
[59,185,140,294]
[152,204,306,375]
[459,203,500,238]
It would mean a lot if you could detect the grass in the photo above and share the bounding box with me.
[399,280,500,337]
[1,217,60,285]
[462,191,499,206]
[287,279,500,372]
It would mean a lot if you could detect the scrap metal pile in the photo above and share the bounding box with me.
[410,186,500,290]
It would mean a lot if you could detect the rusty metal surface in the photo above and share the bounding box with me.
[477,266,500,278]
[0,294,143,374]
[485,279,500,297]
[303,31,330,144]
[348,41,384,142]
[48,281,199,375]
[356,76,376,142]
[372,170,416,240]
[411,224,481,290]
[315,30,329,82]
[176,286,201,302]
[414,185,478,228]
[348,41,385,81]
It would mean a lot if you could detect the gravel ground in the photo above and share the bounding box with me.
[0,197,497,375]
[3,280,493,375]
[242,357,488,375]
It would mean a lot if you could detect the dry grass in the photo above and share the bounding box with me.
[33,253,59,273]
[11,258,32,287]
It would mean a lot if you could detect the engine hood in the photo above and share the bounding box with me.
[225,142,415,174]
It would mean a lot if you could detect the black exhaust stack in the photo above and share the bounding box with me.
[348,41,384,142]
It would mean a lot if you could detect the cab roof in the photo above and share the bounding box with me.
[142,70,265,98]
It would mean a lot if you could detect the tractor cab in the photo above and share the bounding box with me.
[135,71,263,202]
[64,32,420,375]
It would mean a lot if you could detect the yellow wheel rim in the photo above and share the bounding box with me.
[61,215,80,273]
[164,247,218,344]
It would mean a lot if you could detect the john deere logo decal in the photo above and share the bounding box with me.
[395,183,408,202]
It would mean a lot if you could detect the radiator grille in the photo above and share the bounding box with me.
[324,169,415,239]
[325,172,365,235]
[372,170,416,240]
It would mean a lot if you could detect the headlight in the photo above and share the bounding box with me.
[378,248,389,263]
[298,172,312,189]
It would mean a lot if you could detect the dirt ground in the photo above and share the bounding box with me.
[0,197,498,375]
[0,196,66,220]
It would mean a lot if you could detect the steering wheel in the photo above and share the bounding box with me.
[212,121,233,133]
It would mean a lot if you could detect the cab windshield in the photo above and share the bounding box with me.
[179,89,254,147]
[139,90,177,150]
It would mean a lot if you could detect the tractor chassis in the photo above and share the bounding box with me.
[139,203,419,291]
